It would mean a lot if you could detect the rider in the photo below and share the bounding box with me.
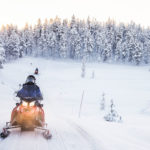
[34,68,39,75]
[17,75,43,105]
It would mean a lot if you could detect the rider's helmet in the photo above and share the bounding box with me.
[26,75,36,84]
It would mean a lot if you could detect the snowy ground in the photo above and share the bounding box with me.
[0,57,150,150]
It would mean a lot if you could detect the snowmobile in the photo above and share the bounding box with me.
[34,68,38,75]
[0,99,52,139]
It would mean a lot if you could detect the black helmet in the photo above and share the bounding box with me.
[26,75,36,84]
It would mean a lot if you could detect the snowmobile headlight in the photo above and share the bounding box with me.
[29,101,35,107]
[22,101,28,107]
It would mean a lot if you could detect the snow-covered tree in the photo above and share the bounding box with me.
[39,19,49,57]
[0,42,5,68]
[143,29,150,64]
[33,18,42,56]
[50,16,62,58]
[47,29,57,57]
[104,99,122,122]
[69,15,81,59]
[94,26,105,61]
[132,39,143,65]
[100,93,105,110]
[123,23,143,64]
[81,58,86,78]
[102,19,116,62]
[58,19,68,58]
[20,23,34,57]
[4,26,20,60]
[115,24,126,61]
[82,24,94,61]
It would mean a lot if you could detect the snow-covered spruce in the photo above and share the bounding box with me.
[100,93,105,111]
[0,42,5,68]
[104,99,122,122]
[81,58,86,78]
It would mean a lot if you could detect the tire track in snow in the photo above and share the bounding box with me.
[65,119,105,150]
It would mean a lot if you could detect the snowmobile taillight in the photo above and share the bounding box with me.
[29,101,35,107]
[22,101,28,107]
[22,101,35,107]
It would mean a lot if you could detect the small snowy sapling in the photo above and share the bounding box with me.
[104,99,122,122]
[100,93,105,110]
[81,59,86,78]
[0,62,3,69]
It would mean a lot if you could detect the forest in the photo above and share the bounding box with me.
[0,15,150,67]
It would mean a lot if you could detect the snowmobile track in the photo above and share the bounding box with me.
[54,128,68,150]
[65,119,103,150]
[0,118,104,150]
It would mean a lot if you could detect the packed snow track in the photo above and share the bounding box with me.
[0,118,101,150]
[1,57,150,150]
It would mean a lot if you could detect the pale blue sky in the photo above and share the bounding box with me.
[0,0,150,28]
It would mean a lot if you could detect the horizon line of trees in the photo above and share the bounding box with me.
[1,15,150,67]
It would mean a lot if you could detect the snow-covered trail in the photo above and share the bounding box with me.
[0,57,150,150]
[0,57,103,150]
[0,116,102,150]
